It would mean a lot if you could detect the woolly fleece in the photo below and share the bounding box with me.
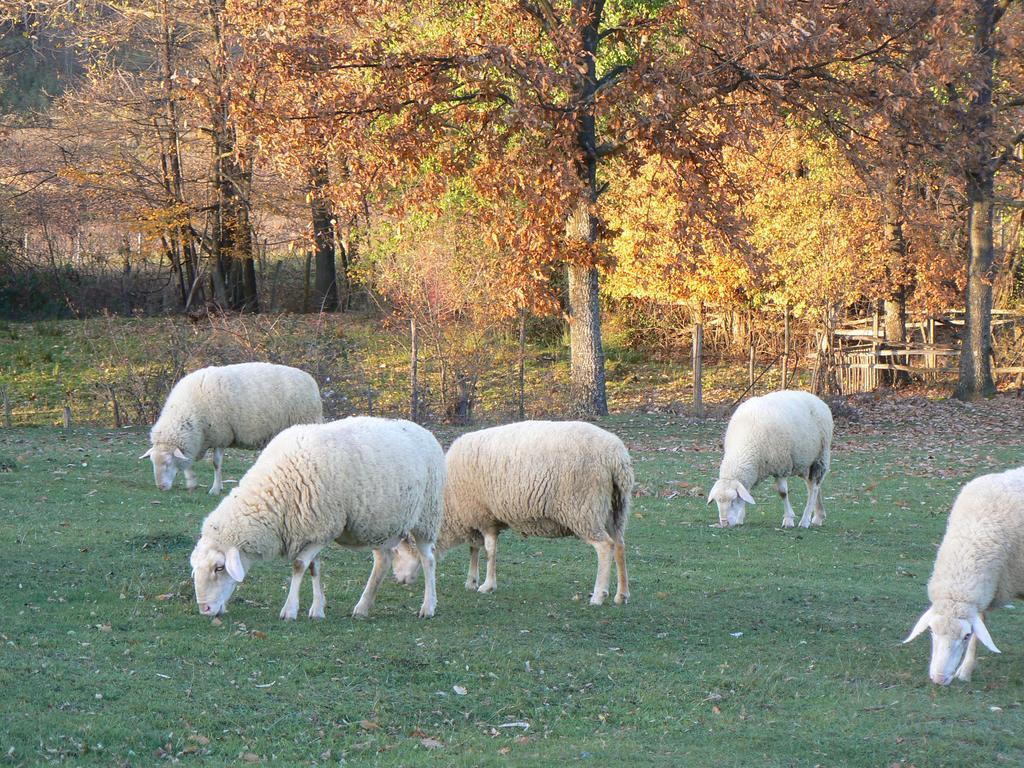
[712,389,833,527]
[151,362,323,460]
[193,417,445,617]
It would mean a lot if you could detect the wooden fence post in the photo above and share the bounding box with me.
[517,308,527,421]
[781,307,790,390]
[62,405,72,430]
[409,316,419,421]
[692,318,704,416]
[2,387,11,428]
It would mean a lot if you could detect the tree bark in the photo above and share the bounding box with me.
[882,208,911,386]
[567,263,608,417]
[955,0,998,400]
[564,0,608,418]
[208,0,258,313]
[310,164,339,312]
[158,0,201,311]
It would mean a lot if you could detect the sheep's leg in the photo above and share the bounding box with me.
[308,558,326,619]
[478,530,499,593]
[811,468,827,525]
[588,534,614,606]
[465,546,480,591]
[777,477,796,529]
[800,476,824,528]
[416,541,437,618]
[353,547,393,619]
[208,447,225,495]
[280,543,325,620]
[955,630,980,681]
[613,532,629,605]
[184,465,199,492]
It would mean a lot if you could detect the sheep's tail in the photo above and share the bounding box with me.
[609,447,634,537]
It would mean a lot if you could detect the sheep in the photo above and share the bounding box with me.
[141,362,323,494]
[708,390,833,529]
[189,416,445,621]
[903,467,1024,685]
[391,420,633,606]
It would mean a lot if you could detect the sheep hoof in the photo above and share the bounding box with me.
[418,602,436,619]
[464,579,478,591]
[208,486,222,495]
[798,518,811,529]
[477,582,496,594]
[589,591,608,606]
[279,608,298,621]
[351,604,370,619]
[614,592,629,605]
[308,606,325,620]
[782,519,795,529]
[811,516,825,526]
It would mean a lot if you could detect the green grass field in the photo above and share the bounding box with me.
[3,403,1024,766]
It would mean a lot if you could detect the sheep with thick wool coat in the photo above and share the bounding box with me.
[189,417,445,621]
[392,420,633,605]
[142,362,322,494]
[709,390,833,529]
[904,467,1024,684]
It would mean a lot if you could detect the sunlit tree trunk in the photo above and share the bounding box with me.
[565,0,608,418]
[955,0,998,400]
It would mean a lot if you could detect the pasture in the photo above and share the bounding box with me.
[2,400,1024,766]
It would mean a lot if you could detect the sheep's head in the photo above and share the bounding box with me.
[140,444,191,491]
[904,605,1000,685]
[189,538,249,616]
[391,539,422,585]
[708,478,756,527]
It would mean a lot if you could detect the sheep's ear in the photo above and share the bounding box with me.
[707,480,721,505]
[225,547,246,582]
[173,448,188,461]
[903,607,933,643]
[139,447,153,459]
[971,613,1000,654]
[737,483,756,505]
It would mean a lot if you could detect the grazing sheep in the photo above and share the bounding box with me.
[708,390,833,529]
[904,467,1024,684]
[189,417,445,621]
[392,421,633,605]
[141,362,323,494]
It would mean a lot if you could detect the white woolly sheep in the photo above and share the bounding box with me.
[392,420,633,605]
[142,362,323,494]
[189,417,445,621]
[708,390,833,529]
[904,466,1024,684]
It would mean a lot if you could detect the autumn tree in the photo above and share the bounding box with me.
[605,154,752,412]
[229,0,947,416]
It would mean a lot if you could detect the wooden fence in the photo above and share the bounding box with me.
[831,310,1024,394]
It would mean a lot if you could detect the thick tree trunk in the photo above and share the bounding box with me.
[310,164,339,312]
[955,0,998,400]
[567,263,608,417]
[882,213,911,387]
[957,192,997,399]
[564,0,608,418]
[208,0,258,313]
